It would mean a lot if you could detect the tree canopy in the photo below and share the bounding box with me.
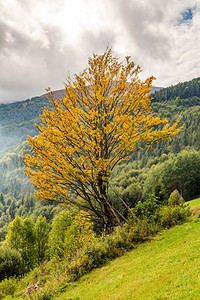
[24,48,180,229]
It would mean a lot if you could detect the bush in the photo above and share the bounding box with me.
[66,218,161,281]
[0,277,17,298]
[67,233,126,280]
[0,246,24,281]
[159,205,191,228]
[49,210,95,260]
[168,189,184,207]
[132,195,160,219]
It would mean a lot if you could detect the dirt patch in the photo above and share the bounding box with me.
[23,282,39,297]
[191,206,200,217]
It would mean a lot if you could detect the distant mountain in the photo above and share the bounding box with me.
[150,86,163,93]
[0,85,162,134]
[40,89,66,101]
[0,77,199,154]
[0,89,66,153]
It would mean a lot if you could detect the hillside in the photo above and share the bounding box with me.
[153,77,200,102]
[51,199,200,299]
[0,86,160,154]
[57,218,200,299]
[2,198,200,299]
[1,77,200,240]
[0,89,66,153]
[1,76,200,298]
[0,76,199,155]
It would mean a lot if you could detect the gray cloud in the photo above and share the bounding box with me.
[79,30,117,57]
[0,20,80,102]
[111,0,171,60]
[0,0,200,103]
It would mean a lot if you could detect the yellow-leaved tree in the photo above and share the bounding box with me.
[24,48,180,230]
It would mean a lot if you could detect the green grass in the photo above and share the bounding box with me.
[187,197,200,209]
[57,220,200,299]
[55,199,200,300]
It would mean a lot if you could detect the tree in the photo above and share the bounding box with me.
[48,210,94,260]
[0,193,5,206]
[48,210,73,259]
[35,216,50,264]
[8,198,16,220]
[63,210,95,258]
[143,149,200,200]
[21,218,37,271]
[24,48,180,229]
[3,215,23,251]
[0,246,24,281]
[168,189,184,207]
[3,216,37,271]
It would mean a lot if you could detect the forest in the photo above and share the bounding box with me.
[0,76,199,236]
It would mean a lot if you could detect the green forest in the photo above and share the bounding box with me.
[0,77,200,235]
[0,73,200,298]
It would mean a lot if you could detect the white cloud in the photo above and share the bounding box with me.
[0,0,200,102]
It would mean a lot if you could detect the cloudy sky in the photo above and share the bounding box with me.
[0,0,200,103]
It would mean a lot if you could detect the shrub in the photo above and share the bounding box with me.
[67,233,126,280]
[66,217,161,281]
[0,246,24,281]
[12,202,192,298]
[132,195,160,219]
[168,189,185,207]
[49,210,95,260]
[0,277,17,298]
[159,205,191,228]
[127,216,160,243]
[64,210,95,258]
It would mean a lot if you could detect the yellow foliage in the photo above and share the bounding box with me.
[66,211,95,253]
[24,48,181,229]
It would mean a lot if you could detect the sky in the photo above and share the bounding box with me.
[0,0,200,103]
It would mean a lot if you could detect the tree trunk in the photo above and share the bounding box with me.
[98,173,117,230]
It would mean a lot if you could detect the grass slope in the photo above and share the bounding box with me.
[187,197,200,209]
[4,199,200,299]
[56,201,200,299]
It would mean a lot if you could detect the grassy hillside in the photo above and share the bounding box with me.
[57,198,200,299]
[57,219,200,299]
[187,197,200,209]
[2,198,199,299]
